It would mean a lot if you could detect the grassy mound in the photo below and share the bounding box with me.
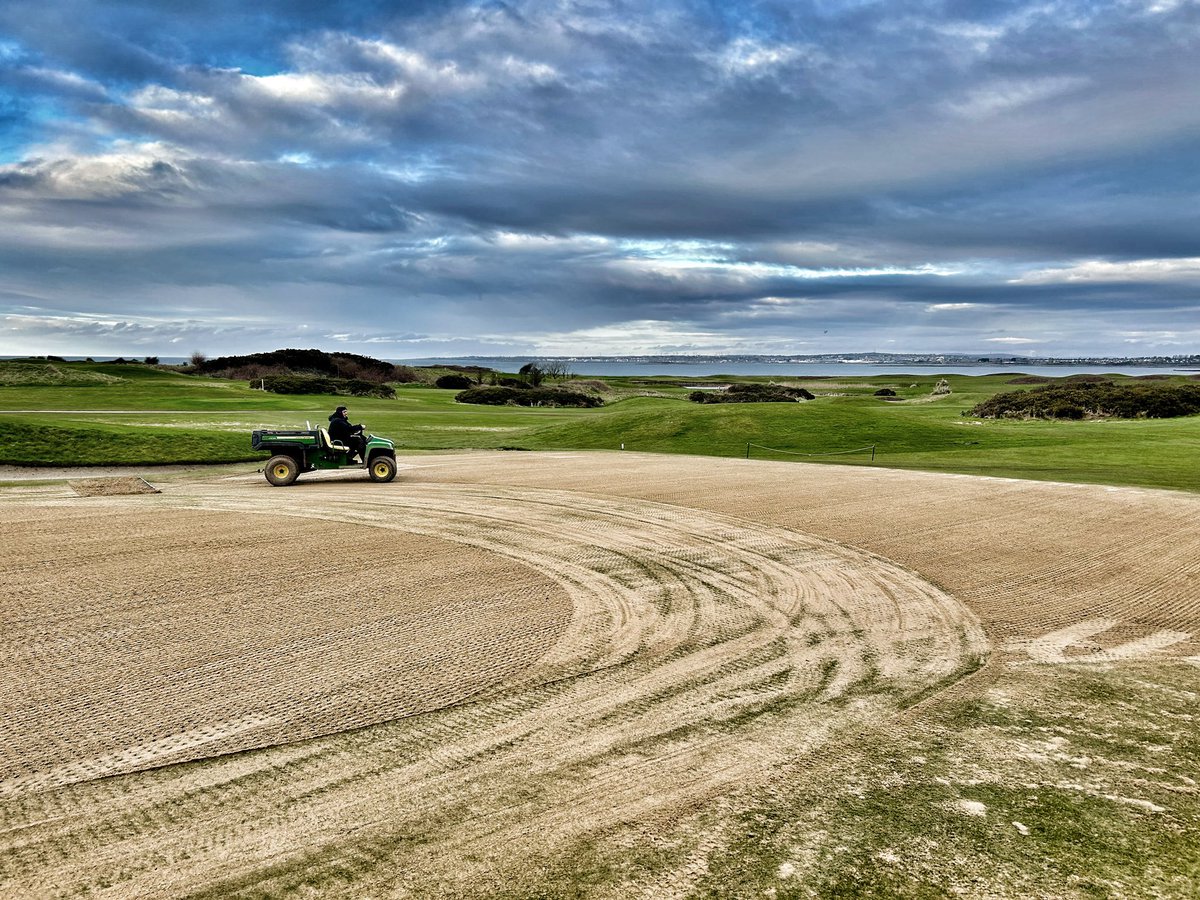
[199,348,419,384]
[970,383,1200,420]
[0,361,126,387]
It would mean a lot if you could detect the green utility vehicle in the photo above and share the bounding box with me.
[251,425,398,486]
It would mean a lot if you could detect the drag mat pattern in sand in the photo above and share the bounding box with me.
[0,477,986,897]
[0,507,573,795]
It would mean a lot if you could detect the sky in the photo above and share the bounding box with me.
[1,0,1198,359]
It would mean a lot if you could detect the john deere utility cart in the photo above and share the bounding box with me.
[251,426,398,486]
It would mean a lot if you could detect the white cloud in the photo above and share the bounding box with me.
[513,319,812,355]
[1011,257,1200,284]
[493,54,559,84]
[0,142,193,200]
[21,66,109,99]
[487,231,613,252]
[128,86,223,125]
[715,38,804,76]
[984,336,1041,344]
[926,302,979,311]
[610,259,959,281]
[945,77,1088,119]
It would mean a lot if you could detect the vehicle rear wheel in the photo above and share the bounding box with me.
[368,455,397,483]
[265,455,301,486]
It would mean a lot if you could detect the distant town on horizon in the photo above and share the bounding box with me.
[429,352,1200,367]
[10,352,1200,368]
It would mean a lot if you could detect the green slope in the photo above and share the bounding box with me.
[2,360,1198,492]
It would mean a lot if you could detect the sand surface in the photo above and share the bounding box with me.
[1,452,1196,897]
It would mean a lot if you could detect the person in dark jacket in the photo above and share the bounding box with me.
[328,405,366,462]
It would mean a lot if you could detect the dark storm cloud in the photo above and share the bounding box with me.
[2,0,1199,356]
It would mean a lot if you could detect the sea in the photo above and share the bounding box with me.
[397,358,1196,378]
[14,356,1195,378]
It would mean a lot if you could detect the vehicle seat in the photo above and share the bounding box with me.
[317,426,349,451]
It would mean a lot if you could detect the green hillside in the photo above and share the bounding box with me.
[1,359,1198,492]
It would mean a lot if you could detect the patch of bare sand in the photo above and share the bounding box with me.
[1,452,1197,897]
[68,476,160,496]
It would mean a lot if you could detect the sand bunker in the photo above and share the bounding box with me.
[2,452,1198,898]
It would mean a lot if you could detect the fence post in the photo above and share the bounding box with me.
[746,443,751,459]
[871,444,876,461]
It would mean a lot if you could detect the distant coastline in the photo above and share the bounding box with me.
[401,352,1200,368]
[4,352,1197,379]
[398,355,1200,378]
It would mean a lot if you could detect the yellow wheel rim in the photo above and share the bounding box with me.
[272,464,291,479]
[373,461,389,478]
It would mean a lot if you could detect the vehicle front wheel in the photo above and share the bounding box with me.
[265,455,301,486]
[368,455,397,483]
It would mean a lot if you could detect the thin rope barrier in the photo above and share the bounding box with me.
[746,442,876,460]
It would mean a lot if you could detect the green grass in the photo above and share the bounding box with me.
[2,360,1198,492]
[0,419,258,466]
[683,663,1200,899]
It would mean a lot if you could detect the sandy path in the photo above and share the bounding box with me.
[1,452,1197,897]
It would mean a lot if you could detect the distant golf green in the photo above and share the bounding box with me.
[1,359,1197,493]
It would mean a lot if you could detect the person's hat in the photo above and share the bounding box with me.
[335,405,348,414]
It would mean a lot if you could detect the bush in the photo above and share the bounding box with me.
[969,383,1200,420]
[519,362,546,387]
[873,388,896,396]
[256,375,395,399]
[455,387,603,408]
[1048,402,1085,420]
[343,379,395,398]
[435,374,474,389]
[689,383,814,404]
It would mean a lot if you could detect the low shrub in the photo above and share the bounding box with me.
[455,387,603,407]
[435,374,474,389]
[256,375,395,398]
[873,388,897,396]
[689,383,814,403]
[970,383,1200,420]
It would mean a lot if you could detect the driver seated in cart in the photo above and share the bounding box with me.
[328,405,366,463]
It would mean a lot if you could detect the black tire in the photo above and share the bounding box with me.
[265,455,301,486]
[368,455,397,483]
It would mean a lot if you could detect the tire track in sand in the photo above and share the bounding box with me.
[0,479,986,897]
